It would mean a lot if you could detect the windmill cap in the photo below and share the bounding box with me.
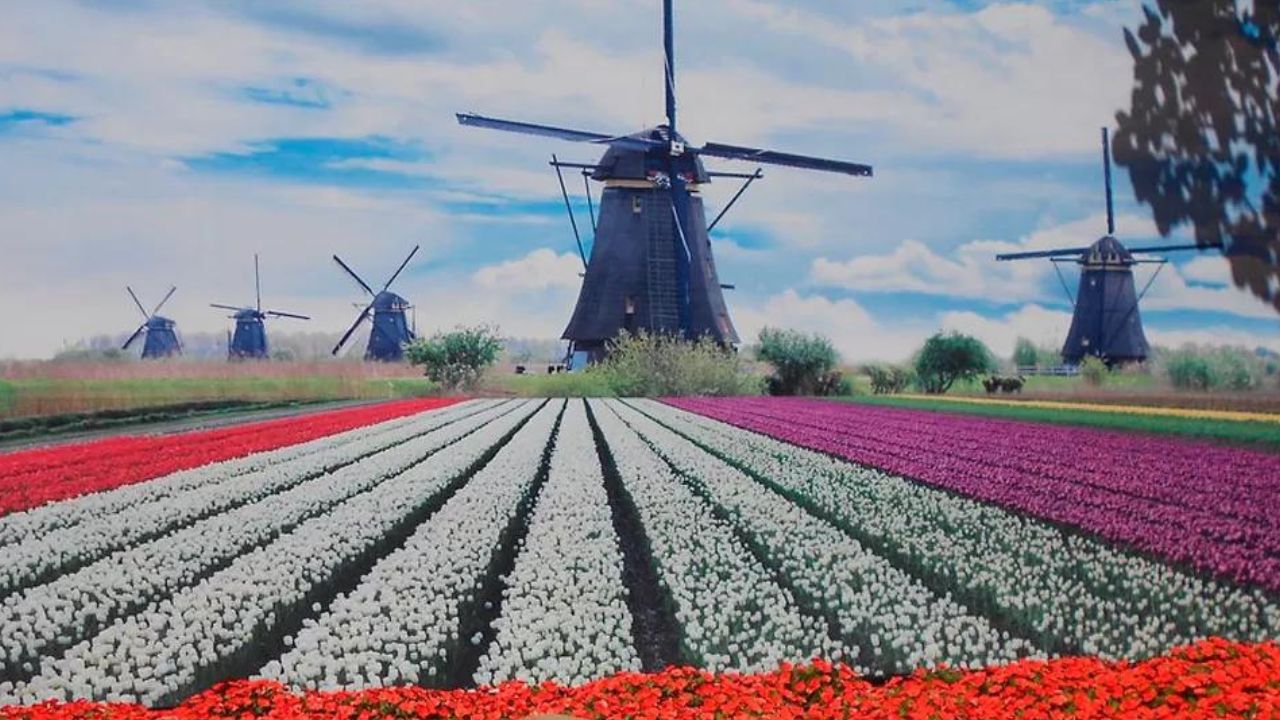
[373,291,411,310]
[591,126,710,183]
[1081,235,1135,266]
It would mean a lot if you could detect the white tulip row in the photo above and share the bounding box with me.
[0,401,494,595]
[632,400,1280,661]
[589,400,837,673]
[476,400,640,687]
[609,401,1035,675]
[261,400,563,691]
[3,399,543,706]
[0,400,517,683]
[0,403,476,549]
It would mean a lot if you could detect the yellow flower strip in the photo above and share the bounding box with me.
[895,393,1280,424]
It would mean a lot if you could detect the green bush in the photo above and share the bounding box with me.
[404,325,503,392]
[1079,356,1108,387]
[755,327,844,396]
[1012,337,1039,368]
[913,332,996,394]
[594,331,761,397]
[1158,344,1264,391]
[865,364,913,394]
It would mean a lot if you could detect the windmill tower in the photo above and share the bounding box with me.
[122,286,181,359]
[332,245,420,362]
[457,0,872,364]
[996,128,1221,365]
[211,254,310,359]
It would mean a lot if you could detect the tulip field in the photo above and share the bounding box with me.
[1,396,1278,718]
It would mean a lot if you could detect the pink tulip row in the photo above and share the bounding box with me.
[665,397,1280,593]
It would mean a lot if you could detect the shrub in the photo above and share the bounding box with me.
[913,332,995,394]
[1158,345,1264,392]
[755,327,844,396]
[594,331,761,397]
[1012,337,1039,368]
[865,364,913,394]
[404,325,503,392]
[1079,356,1108,387]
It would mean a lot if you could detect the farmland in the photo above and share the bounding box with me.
[0,397,1277,718]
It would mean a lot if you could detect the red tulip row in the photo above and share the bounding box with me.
[2,638,1275,719]
[0,398,461,516]
[666,397,1280,592]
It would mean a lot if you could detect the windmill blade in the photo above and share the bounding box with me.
[121,322,146,350]
[333,255,375,296]
[126,286,150,320]
[382,244,420,292]
[151,286,177,316]
[457,113,662,153]
[996,247,1091,261]
[665,173,695,335]
[332,304,373,355]
[696,141,873,177]
[663,0,677,131]
[254,253,262,313]
[210,303,247,312]
[265,310,311,320]
[1125,242,1224,255]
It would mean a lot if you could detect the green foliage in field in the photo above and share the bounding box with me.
[755,327,848,396]
[1012,337,1039,368]
[1157,345,1266,391]
[1079,356,1109,387]
[844,395,1280,450]
[864,364,913,394]
[404,325,503,392]
[597,331,762,397]
[502,371,619,398]
[914,332,996,394]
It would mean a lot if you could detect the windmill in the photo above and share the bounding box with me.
[996,128,1222,365]
[457,0,872,365]
[211,254,310,360]
[331,245,420,362]
[122,286,181,359]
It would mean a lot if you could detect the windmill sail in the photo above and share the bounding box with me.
[331,245,419,361]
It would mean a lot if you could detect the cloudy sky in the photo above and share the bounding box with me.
[1,0,1277,361]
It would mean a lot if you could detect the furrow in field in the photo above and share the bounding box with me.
[3,400,544,706]
[0,401,492,595]
[638,399,1280,661]
[0,400,518,686]
[610,400,1033,675]
[589,399,837,674]
[475,400,639,687]
[261,400,563,691]
[0,401,475,548]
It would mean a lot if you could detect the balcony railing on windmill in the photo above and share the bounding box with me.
[1016,365,1080,377]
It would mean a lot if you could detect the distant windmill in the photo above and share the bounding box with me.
[211,254,310,360]
[122,286,181,359]
[996,128,1222,365]
[332,245,420,362]
[457,0,872,366]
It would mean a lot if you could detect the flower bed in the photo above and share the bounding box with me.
[3,639,1276,719]
[666,397,1280,592]
[0,398,463,516]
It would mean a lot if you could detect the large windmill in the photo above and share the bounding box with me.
[122,286,181,359]
[457,0,872,365]
[996,128,1221,365]
[211,254,310,360]
[332,245,420,362]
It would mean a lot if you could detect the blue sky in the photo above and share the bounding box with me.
[0,0,1276,360]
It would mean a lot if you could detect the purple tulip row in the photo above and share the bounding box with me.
[665,397,1280,593]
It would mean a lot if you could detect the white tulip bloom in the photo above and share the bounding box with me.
[476,400,640,686]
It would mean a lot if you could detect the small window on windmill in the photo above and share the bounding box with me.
[632,196,643,214]
[624,295,636,315]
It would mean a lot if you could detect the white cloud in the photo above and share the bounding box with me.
[732,289,926,364]
[938,304,1073,359]
[472,248,582,292]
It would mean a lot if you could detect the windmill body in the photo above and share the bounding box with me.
[212,255,310,360]
[565,130,736,361]
[331,246,420,362]
[140,316,181,358]
[996,128,1219,366]
[122,286,182,359]
[1061,237,1149,364]
[457,0,871,364]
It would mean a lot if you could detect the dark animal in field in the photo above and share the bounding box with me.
[999,376,1025,394]
[982,376,1001,394]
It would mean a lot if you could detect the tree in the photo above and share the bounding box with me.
[1114,1,1279,313]
[755,327,844,396]
[1012,337,1039,368]
[404,325,503,391]
[596,331,760,396]
[913,332,995,394]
